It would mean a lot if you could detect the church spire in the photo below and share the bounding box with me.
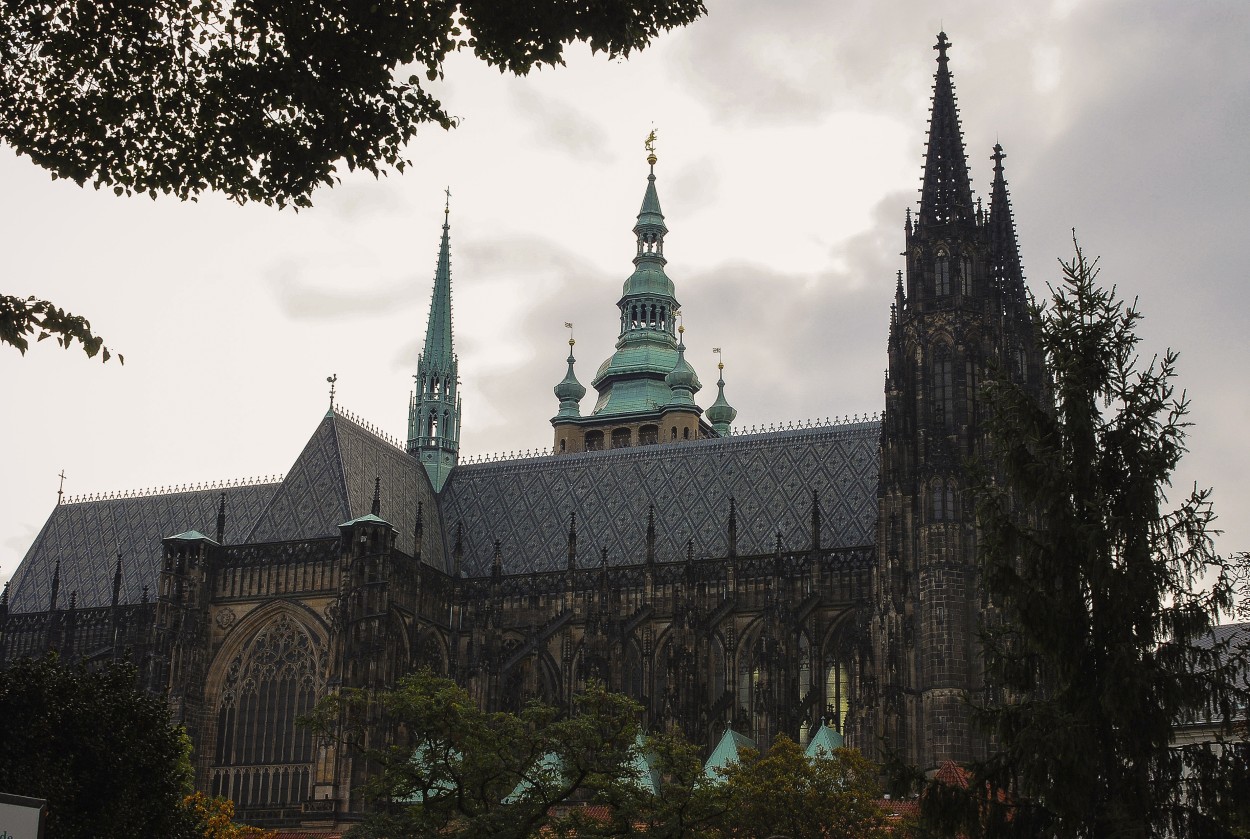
[918,32,975,228]
[408,190,462,492]
[705,351,737,436]
[988,143,1026,309]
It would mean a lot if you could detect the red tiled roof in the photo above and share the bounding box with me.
[934,759,970,789]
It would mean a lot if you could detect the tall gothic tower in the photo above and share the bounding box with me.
[868,32,1045,771]
[408,197,462,491]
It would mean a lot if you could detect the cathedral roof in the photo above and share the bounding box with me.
[6,410,451,615]
[247,411,446,569]
[5,481,278,613]
[439,420,879,576]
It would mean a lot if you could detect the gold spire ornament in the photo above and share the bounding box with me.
[645,129,658,165]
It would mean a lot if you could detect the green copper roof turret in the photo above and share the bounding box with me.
[554,338,587,417]
[664,329,701,408]
[591,150,703,418]
[705,358,737,435]
[408,193,462,492]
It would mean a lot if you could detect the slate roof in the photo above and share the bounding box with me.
[6,482,278,613]
[246,412,447,570]
[438,421,879,576]
[7,411,450,614]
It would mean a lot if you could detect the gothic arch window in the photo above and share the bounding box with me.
[935,251,951,297]
[211,612,325,811]
[959,255,973,296]
[932,347,955,431]
[965,359,978,426]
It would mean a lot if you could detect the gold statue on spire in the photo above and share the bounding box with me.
[645,128,658,165]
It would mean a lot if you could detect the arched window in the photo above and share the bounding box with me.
[682,427,690,440]
[585,430,604,451]
[935,252,951,297]
[932,352,955,430]
[825,659,851,733]
[638,425,659,446]
[611,428,631,449]
[960,255,973,296]
[559,439,566,453]
[211,613,323,811]
[670,426,678,440]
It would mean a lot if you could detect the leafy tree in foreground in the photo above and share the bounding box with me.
[0,654,198,839]
[924,240,1250,838]
[0,0,706,208]
[305,671,660,839]
[717,735,890,839]
[184,792,277,839]
[0,293,121,362]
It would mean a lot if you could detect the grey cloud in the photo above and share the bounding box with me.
[509,86,613,161]
[268,259,422,320]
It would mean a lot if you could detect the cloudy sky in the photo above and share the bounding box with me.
[2,0,1248,590]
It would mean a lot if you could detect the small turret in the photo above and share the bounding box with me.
[705,356,737,436]
[554,337,587,417]
[664,328,701,407]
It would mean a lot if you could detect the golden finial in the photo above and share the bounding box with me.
[675,308,683,334]
[713,347,724,371]
[564,321,575,347]
[645,128,658,166]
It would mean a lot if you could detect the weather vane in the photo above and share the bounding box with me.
[713,347,724,371]
[327,374,338,410]
[564,321,575,346]
[645,128,658,165]
[444,185,451,214]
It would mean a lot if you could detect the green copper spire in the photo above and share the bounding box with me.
[591,148,693,417]
[408,192,461,492]
[554,337,587,417]
[705,355,737,435]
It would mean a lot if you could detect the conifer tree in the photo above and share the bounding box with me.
[925,240,1250,837]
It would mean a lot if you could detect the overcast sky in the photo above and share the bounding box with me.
[3,0,1248,591]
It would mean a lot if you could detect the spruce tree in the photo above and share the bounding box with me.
[926,240,1250,838]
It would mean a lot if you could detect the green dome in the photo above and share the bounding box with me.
[622,263,676,298]
[705,365,737,434]
[665,337,702,408]
[553,343,586,417]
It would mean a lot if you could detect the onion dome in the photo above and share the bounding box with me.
[705,360,737,435]
[665,328,701,407]
[554,339,586,417]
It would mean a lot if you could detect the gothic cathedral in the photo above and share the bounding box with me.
[1,34,1046,829]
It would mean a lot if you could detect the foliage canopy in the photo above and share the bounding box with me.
[0,0,706,209]
[0,654,198,839]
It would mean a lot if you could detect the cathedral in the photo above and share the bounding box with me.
[0,33,1046,830]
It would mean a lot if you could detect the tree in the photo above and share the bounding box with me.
[0,293,121,362]
[924,240,1250,837]
[0,654,199,839]
[184,792,277,839]
[715,735,889,839]
[1,0,706,209]
[305,671,659,839]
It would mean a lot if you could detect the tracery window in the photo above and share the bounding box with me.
[959,255,973,296]
[932,352,955,430]
[935,252,951,297]
[211,613,325,811]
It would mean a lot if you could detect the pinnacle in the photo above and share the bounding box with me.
[918,31,975,228]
